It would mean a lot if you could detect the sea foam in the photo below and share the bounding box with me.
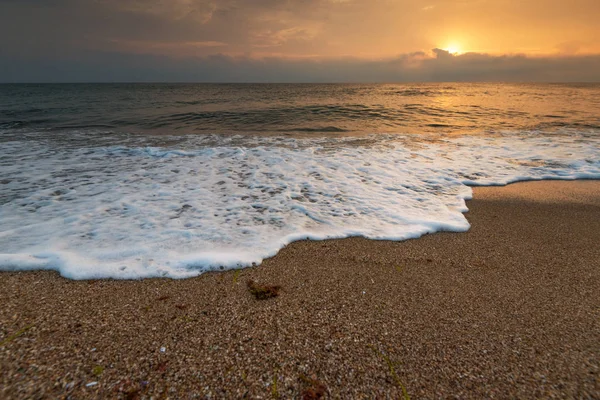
[0,132,598,279]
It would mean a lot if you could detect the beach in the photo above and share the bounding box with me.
[1,180,599,398]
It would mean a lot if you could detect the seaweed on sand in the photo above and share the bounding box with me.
[247,280,281,300]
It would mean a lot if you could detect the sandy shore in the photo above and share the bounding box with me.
[1,180,599,399]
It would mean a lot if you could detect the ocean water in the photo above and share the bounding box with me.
[1,83,599,279]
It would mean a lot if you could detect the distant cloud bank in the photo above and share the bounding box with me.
[2,50,599,83]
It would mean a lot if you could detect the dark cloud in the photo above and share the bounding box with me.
[1,50,599,83]
[432,48,454,60]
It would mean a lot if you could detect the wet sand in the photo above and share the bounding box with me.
[1,180,599,399]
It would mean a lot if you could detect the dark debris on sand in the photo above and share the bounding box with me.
[247,279,281,300]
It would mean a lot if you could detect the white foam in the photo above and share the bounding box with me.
[0,132,598,279]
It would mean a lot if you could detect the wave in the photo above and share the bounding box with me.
[3,108,599,136]
[277,126,350,133]
[0,132,598,279]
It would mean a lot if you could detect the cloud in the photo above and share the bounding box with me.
[1,50,599,82]
[251,26,320,48]
[108,39,228,56]
[432,48,454,59]
[1,0,600,81]
[100,0,219,23]
[0,0,356,58]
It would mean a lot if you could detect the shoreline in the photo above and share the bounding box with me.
[1,180,599,398]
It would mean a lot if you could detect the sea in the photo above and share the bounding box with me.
[1,83,599,279]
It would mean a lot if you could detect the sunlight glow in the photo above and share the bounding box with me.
[444,44,461,54]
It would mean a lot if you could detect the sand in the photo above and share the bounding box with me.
[1,180,599,399]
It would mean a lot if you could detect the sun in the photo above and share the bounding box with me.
[444,44,462,54]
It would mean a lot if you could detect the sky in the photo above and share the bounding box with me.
[1,0,600,82]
